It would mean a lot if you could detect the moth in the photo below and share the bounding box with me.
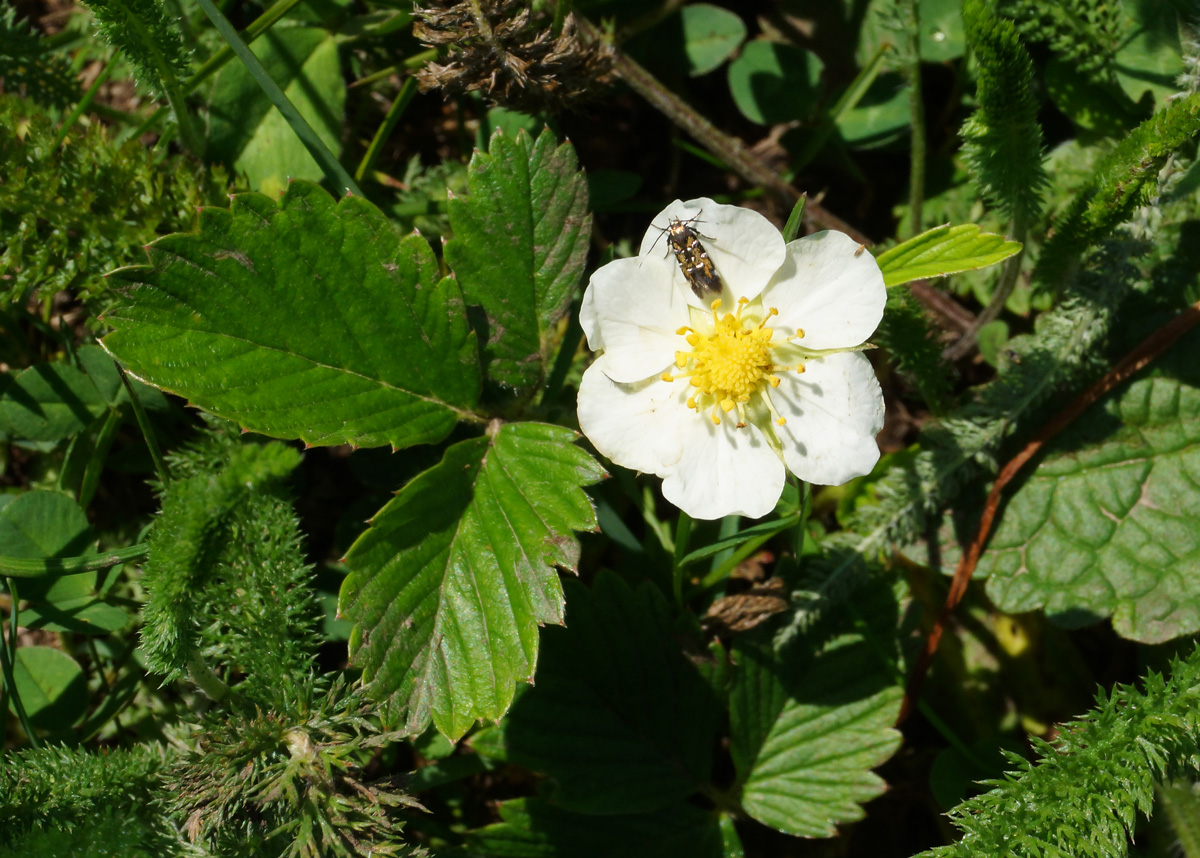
[653,214,724,299]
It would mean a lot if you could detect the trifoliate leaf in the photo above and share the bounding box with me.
[727,40,822,125]
[876,224,1022,288]
[0,490,95,572]
[730,579,903,837]
[679,4,746,76]
[980,329,1200,643]
[5,490,127,635]
[462,797,723,858]
[10,646,87,731]
[339,422,604,740]
[496,571,722,814]
[102,180,480,450]
[445,129,590,391]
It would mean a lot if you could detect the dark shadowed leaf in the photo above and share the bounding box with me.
[462,797,723,858]
[497,572,722,814]
[730,578,903,837]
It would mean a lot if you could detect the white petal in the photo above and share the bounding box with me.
[577,355,688,475]
[579,272,603,351]
[772,351,883,486]
[579,255,690,383]
[762,231,886,350]
[660,417,786,520]
[638,198,787,307]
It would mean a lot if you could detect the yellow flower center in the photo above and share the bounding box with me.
[660,297,806,428]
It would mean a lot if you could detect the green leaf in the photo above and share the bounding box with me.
[730,580,903,837]
[0,490,95,564]
[980,329,1200,643]
[836,74,910,149]
[679,3,746,76]
[496,572,721,814]
[0,491,128,633]
[1112,2,1185,109]
[875,224,1022,288]
[102,180,480,450]
[11,646,87,731]
[727,40,822,125]
[444,129,591,391]
[20,572,131,635]
[0,362,107,442]
[918,0,967,62]
[207,27,346,196]
[462,797,723,858]
[339,422,604,740]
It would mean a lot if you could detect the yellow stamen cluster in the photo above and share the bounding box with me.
[660,298,806,428]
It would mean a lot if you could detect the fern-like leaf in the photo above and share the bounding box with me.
[0,744,171,844]
[79,0,189,97]
[875,287,952,412]
[0,92,221,307]
[1036,92,1200,288]
[997,0,1123,81]
[922,644,1200,857]
[140,426,309,687]
[961,0,1046,228]
[0,8,78,109]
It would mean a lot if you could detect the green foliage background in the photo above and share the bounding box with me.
[3,0,1200,856]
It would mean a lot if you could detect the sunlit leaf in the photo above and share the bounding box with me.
[103,181,479,450]
[981,329,1200,643]
[445,129,590,390]
[340,422,604,740]
[875,223,1022,287]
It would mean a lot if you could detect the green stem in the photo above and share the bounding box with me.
[186,652,230,702]
[186,0,303,94]
[671,512,693,606]
[551,0,570,38]
[789,42,893,176]
[2,579,41,748]
[0,543,150,578]
[350,49,439,90]
[905,0,925,238]
[104,0,205,155]
[52,59,116,149]
[79,407,123,508]
[116,362,170,488]
[902,0,921,238]
[943,215,1028,360]
[694,528,778,593]
[127,0,302,142]
[355,76,418,183]
[193,0,363,196]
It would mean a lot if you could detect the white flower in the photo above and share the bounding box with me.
[577,198,887,520]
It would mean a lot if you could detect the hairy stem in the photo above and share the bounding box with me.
[943,213,1028,360]
[904,0,925,237]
